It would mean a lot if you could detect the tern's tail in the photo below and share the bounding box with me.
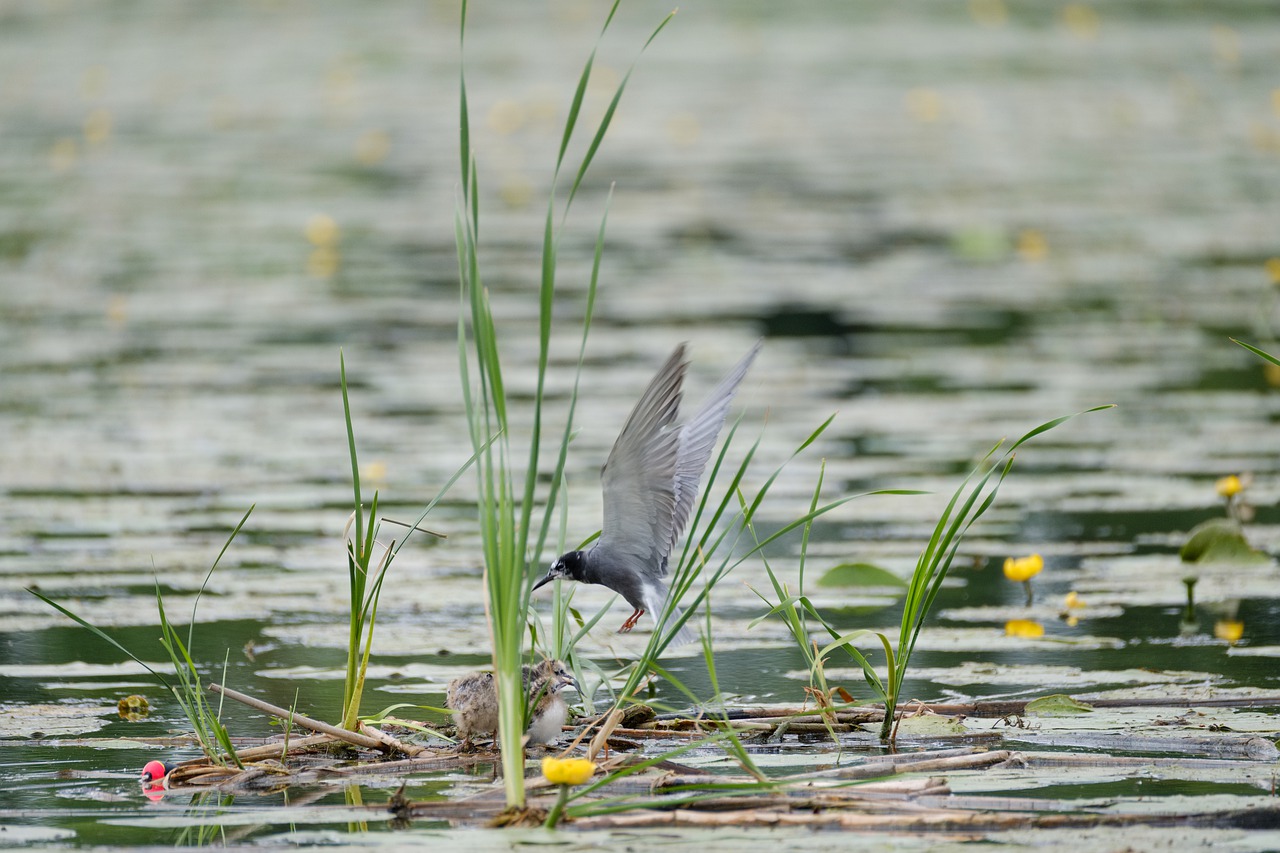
[644,583,698,647]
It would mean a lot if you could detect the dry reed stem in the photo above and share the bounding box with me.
[359,722,428,757]
[208,682,385,751]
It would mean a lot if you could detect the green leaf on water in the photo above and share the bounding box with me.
[1025,694,1094,715]
[1179,518,1270,565]
[817,562,908,589]
[950,225,1009,263]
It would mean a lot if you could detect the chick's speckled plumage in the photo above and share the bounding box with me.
[445,659,575,748]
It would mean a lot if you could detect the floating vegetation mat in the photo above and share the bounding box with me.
[47,686,1272,844]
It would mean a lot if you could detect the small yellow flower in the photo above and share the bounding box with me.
[355,129,390,166]
[541,757,596,786]
[1210,24,1240,66]
[968,0,1008,28]
[1214,619,1244,644]
[666,111,701,147]
[1266,257,1280,286]
[1061,4,1100,40]
[1002,554,1044,583]
[50,137,78,173]
[1016,229,1048,263]
[1005,619,1044,638]
[305,214,340,248]
[487,98,526,135]
[1060,591,1085,628]
[83,108,112,146]
[1215,475,1244,499]
[905,88,943,123]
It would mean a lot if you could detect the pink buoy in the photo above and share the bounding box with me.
[140,760,167,784]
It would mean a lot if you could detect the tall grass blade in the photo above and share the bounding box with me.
[26,590,170,688]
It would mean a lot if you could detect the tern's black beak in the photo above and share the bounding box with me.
[531,571,554,592]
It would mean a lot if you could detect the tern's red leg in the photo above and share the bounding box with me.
[619,607,645,633]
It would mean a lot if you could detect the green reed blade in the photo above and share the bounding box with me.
[1234,338,1280,367]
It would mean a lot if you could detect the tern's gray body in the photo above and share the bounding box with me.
[534,342,760,645]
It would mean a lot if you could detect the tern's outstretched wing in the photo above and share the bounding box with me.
[597,346,687,581]
[665,340,761,561]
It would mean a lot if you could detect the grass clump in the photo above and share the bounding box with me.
[454,0,673,809]
[337,352,477,731]
[28,508,254,766]
[754,408,1111,741]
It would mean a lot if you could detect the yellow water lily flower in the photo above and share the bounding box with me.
[1215,475,1244,498]
[1005,619,1045,638]
[1063,591,1084,609]
[541,756,596,786]
[1002,554,1043,583]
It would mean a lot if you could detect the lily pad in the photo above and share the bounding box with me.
[817,563,908,589]
[0,703,118,738]
[1179,518,1270,565]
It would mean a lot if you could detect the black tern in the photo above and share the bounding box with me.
[533,341,761,645]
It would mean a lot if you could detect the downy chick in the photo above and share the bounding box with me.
[445,659,576,749]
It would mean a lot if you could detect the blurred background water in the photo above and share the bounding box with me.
[1,0,1279,842]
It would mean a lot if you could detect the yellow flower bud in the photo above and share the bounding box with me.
[541,757,596,786]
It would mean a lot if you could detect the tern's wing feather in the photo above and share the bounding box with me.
[666,340,761,559]
[598,346,687,579]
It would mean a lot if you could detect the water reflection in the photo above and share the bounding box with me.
[173,791,236,847]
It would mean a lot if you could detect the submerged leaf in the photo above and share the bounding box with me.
[1025,694,1094,715]
[817,563,907,589]
[894,713,968,736]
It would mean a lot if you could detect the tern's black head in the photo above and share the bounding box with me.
[532,550,588,591]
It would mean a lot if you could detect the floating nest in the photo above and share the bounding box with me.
[144,683,1280,833]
